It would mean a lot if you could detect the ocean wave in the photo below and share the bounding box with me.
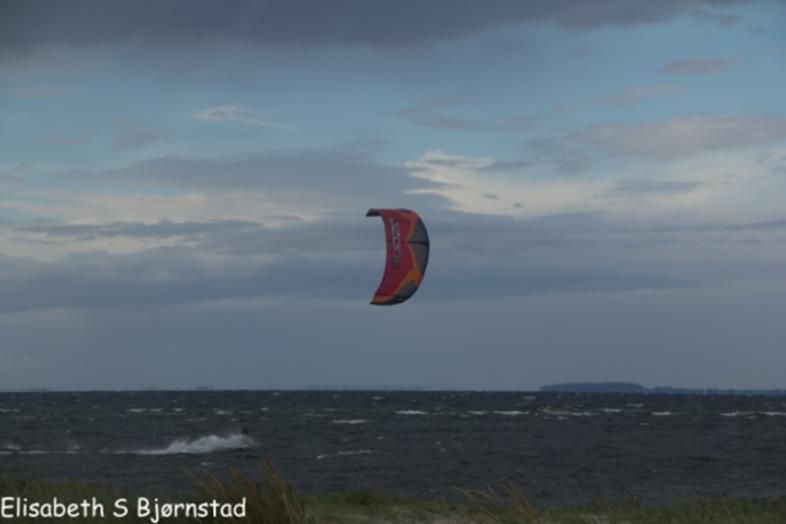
[493,410,529,416]
[721,411,786,417]
[652,411,677,416]
[721,411,754,417]
[542,408,596,417]
[126,434,255,455]
[332,419,368,424]
[396,410,427,416]
[316,449,373,460]
[2,442,83,455]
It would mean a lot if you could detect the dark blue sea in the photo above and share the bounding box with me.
[1,390,785,506]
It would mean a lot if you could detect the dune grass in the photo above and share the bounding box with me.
[1,464,785,523]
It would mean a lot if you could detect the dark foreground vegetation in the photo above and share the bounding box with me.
[2,463,785,523]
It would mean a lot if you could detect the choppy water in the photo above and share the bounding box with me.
[1,390,785,506]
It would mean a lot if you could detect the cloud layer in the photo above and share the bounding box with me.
[0,0,754,50]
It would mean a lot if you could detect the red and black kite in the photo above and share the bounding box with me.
[366,209,429,306]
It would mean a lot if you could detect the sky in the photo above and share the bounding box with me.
[1,0,786,390]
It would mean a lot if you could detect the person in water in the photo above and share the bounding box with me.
[241,426,253,447]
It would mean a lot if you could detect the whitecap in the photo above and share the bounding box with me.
[396,410,427,416]
[125,433,255,455]
[337,449,372,456]
[332,419,368,425]
[542,408,595,417]
[316,449,373,460]
[493,410,529,416]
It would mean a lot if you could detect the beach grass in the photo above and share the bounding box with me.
[1,465,785,523]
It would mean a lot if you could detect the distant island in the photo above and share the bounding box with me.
[541,382,786,395]
[541,382,646,393]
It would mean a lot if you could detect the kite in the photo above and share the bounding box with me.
[366,209,429,305]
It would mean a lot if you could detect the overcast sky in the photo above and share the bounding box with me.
[2,0,786,390]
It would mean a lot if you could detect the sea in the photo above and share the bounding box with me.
[1,390,785,506]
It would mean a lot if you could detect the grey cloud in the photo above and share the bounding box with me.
[0,212,726,314]
[0,246,375,313]
[596,85,683,107]
[691,7,743,25]
[68,149,445,207]
[553,85,682,116]
[640,217,786,233]
[20,219,275,241]
[578,115,786,159]
[479,159,536,173]
[659,58,738,74]
[194,106,294,129]
[611,179,703,196]
[0,0,757,50]
[521,137,595,175]
[43,136,91,145]
[514,114,786,172]
[110,119,174,151]
[397,98,535,134]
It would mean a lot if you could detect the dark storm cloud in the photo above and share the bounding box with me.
[0,0,755,50]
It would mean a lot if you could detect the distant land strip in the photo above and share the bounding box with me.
[540,382,786,395]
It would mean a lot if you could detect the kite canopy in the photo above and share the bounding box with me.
[366,208,429,306]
